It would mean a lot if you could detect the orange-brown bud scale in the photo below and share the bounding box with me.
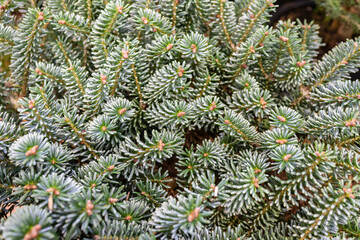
[276,139,287,145]
[260,97,267,109]
[24,224,42,240]
[100,74,107,84]
[158,139,165,151]
[283,154,292,161]
[178,67,185,77]
[26,145,39,156]
[253,177,260,188]
[118,108,127,115]
[191,44,197,53]
[108,198,118,204]
[141,16,148,24]
[188,207,200,222]
[296,60,306,68]
[117,5,123,14]
[166,44,174,50]
[280,36,289,42]
[177,111,186,117]
[122,49,129,59]
[28,99,36,109]
[107,165,115,171]
[277,115,286,122]
[86,200,94,216]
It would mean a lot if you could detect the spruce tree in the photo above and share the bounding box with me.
[0,0,360,239]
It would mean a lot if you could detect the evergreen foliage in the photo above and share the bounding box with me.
[0,0,360,239]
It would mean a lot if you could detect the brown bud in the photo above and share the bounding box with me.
[177,111,186,117]
[244,83,249,87]
[46,187,55,193]
[153,28,157,32]
[100,74,107,84]
[345,119,357,127]
[24,184,37,190]
[260,97,267,110]
[141,191,146,195]
[280,36,289,42]
[341,60,348,65]
[188,207,200,222]
[203,153,208,157]
[178,66,185,77]
[91,183,96,188]
[276,139,287,145]
[277,115,286,122]
[166,43,174,50]
[122,49,129,59]
[269,3,274,7]
[101,126,107,132]
[51,159,56,165]
[24,224,42,240]
[38,15,44,21]
[187,165,192,169]
[58,20,66,25]
[54,190,60,196]
[25,145,39,157]
[191,44,197,53]
[357,94,360,100]
[249,13,255,19]
[107,165,115,172]
[35,68,43,75]
[250,45,255,53]
[28,99,36,109]
[224,119,230,125]
[209,102,217,111]
[125,215,132,220]
[259,43,264,47]
[108,198,118,204]
[158,139,165,151]
[241,64,248,69]
[253,177,259,188]
[141,16,148,24]
[254,168,261,174]
[86,200,94,216]
[116,5,123,14]
[0,5,4,10]
[118,108,127,115]
[283,154,292,161]
[265,31,269,36]
[296,60,306,68]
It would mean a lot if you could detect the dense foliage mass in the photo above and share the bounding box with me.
[0,0,360,239]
